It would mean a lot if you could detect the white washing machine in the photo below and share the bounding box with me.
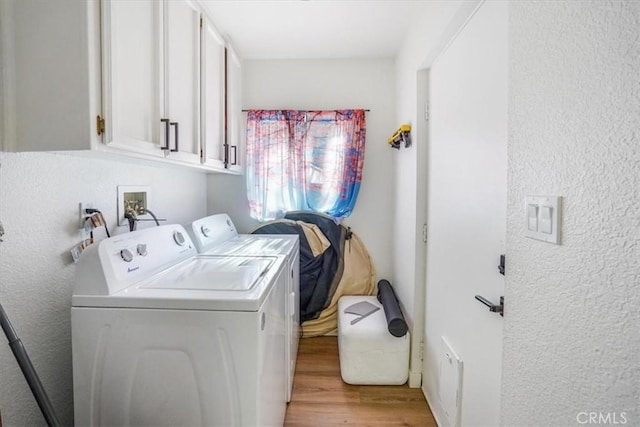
[72,225,287,427]
[187,214,300,402]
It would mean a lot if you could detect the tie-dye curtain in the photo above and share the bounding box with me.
[246,109,366,222]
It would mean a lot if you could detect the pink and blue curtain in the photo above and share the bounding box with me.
[246,109,366,222]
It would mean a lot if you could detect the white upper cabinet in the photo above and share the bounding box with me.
[102,0,164,157]
[226,46,243,173]
[103,0,201,164]
[163,0,202,164]
[3,0,101,152]
[201,19,244,174]
[3,0,242,174]
[201,17,226,168]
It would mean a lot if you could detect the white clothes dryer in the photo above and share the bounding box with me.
[72,225,287,427]
[187,214,300,402]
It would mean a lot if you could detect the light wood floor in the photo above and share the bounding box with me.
[284,336,437,426]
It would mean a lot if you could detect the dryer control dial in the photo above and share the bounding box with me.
[200,226,211,237]
[136,244,148,256]
[173,231,186,246]
[120,249,134,262]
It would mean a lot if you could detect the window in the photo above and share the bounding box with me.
[246,109,366,222]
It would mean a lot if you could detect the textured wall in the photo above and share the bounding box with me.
[0,152,206,426]
[209,59,397,281]
[503,1,640,425]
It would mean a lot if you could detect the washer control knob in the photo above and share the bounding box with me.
[173,231,186,246]
[136,244,148,256]
[200,226,211,237]
[120,249,134,262]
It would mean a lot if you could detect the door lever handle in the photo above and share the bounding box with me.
[474,295,504,317]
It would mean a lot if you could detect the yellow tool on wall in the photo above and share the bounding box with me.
[387,124,412,149]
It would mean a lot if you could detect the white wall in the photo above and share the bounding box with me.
[0,153,206,426]
[393,0,475,327]
[503,1,640,425]
[208,59,396,280]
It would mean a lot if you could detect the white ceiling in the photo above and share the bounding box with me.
[201,0,422,60]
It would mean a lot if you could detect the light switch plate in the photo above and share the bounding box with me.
[524,196,561,244]
[527,204,539,232]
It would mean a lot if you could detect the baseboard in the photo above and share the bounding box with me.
[408,370,422,388]
[423,385,448,427]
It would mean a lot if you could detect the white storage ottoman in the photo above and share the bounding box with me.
[338,296,410,385]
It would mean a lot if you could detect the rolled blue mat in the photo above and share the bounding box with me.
[376,280,408,337]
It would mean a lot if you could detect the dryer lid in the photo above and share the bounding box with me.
[204,235,298,256]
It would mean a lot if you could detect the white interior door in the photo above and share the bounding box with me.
[421,2,507,426]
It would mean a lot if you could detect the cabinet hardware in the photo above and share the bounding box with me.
[170,122,179,152]
[231,145,237,165]
[160,118,170,150]
[96,115,105,136]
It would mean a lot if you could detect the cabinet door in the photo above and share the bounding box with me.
[201,18,225,169]
[164,0,201,164]
[226,46,243,172]
[102,0,165,157]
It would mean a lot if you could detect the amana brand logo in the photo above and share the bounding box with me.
[576,412,628,425]
[127,266,140,273]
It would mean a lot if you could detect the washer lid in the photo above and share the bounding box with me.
[72,255,284,312]
[141,256,273,291]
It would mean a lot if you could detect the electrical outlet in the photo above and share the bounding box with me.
[78,202,94,229]
[117,186,151,226]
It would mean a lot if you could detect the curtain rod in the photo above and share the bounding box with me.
[241,109,370,112]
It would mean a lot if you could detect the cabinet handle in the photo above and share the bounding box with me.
[231,145,237,165]
[169,122,179,152]
[160,118,170,150]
